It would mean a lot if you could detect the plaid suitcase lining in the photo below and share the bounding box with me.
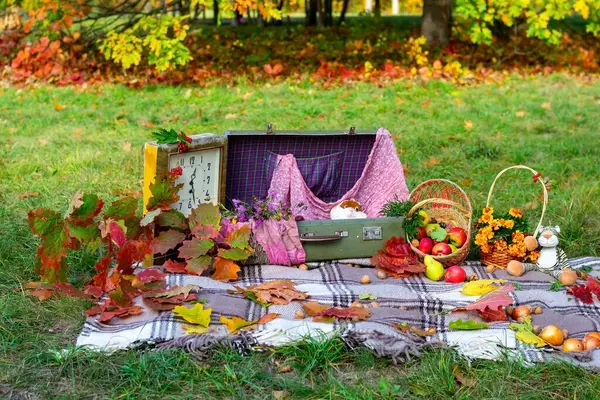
[225,135,376,206]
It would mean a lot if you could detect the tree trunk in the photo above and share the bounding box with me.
[324,0,332,26]
[421,0,452,45]
[213,0,219,24]
[317,0,325,27]
[307,0,318,25]
[374,0,381,18]
[338,0,350,24]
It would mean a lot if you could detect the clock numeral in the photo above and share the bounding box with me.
[179,159,184,166]
[178,202,183,210]
[190,157,195,166]
[201,156,203,163]
[188,200,192,209]
[205,190,210,197]
[206,176,210,184]
[207,162,211,171]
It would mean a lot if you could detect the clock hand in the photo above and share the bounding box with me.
[189,167,197,204]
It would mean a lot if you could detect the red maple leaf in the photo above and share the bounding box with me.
[163,260,188,274]
[384,236,413,257]
[454,285,514,322]
[567,284,594,304]
[135,268,166,283]
[477,306,508,322]
[86,299,143,323]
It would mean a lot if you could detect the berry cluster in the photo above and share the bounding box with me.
[170,166,183,178]
[176,133,192,153]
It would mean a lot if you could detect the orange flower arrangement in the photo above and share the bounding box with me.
[474,207,535,261]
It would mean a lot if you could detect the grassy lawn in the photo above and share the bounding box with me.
[1,75,600,398]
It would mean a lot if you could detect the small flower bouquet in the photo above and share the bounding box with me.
[479,165,549,269]
[475,207,540,268]
[226,193,304,226]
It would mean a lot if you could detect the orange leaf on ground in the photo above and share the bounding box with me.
[394,323,436,337]
[18,192,39,200]
[54,103,65,111]
[86,299,143,323]
[302,301,371,321]
[220,313,279,333]
[232,280,309,306]
[211,257,240,282]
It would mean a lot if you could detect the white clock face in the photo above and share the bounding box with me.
[168,148,221,216]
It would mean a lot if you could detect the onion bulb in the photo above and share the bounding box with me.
[582,336,600,351]
[562,338,583,352]
[585,332,600,342]
[511,305,531,322]
[539,325,565,346]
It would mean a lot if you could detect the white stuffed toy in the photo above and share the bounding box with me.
[330,199,368,220]
[507,225,578,285]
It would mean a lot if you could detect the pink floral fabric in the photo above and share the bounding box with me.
[268,128,409,220]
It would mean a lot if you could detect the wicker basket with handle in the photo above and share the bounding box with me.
[480,165,548,269]
[406,179,472,267]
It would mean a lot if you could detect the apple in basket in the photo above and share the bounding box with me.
[418,237,434,254]
[447,227,467,248]
[431,242,452,256]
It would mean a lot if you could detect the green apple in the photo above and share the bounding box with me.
[449,244,458,253]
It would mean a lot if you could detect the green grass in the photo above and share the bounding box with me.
[1,75,600,398]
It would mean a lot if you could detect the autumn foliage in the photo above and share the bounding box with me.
[25,169,253,322]
[2,0,600,86]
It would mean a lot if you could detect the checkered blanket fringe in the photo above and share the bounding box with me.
[77,257,600,370]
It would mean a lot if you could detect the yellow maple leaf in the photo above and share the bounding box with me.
[220,315,256,333]
[182,325,210,335]
[515,330,546,347]
[173,303,212,327]
[463,120,474,130]
[220,313,279,333]
[461,279,507,296]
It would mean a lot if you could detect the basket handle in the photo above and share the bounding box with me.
[486,165,548,237]
[407,197,472,237]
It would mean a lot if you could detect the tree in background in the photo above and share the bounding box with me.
[2,0,600,71]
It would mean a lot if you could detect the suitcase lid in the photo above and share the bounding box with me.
[224,128,379,206]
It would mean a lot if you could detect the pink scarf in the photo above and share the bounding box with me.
[268,128,409,220]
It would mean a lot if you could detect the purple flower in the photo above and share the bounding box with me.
[254,219,263,227]
[267,202,277,212]
[232,199,242,207]
[237,205,247,214]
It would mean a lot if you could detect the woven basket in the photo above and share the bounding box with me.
[406,179,472,267]
[480,165,548,269]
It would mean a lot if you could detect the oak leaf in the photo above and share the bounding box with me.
[182,325,210,334]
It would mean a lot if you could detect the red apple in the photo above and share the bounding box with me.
[416,227,427,240]
[418,237,434,254]
[445,266,466,283]
[431,242,452,256]
[447,227,467,248]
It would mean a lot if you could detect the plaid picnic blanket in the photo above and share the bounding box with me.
[77,257,600,369]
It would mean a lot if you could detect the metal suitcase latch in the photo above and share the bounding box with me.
[362,227,383,241]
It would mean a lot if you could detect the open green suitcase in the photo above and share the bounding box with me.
[224,128,405,262]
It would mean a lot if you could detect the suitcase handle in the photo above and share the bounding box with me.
[299,234,342,242]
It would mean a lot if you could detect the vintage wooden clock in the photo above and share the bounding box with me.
[143,134,228,215]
